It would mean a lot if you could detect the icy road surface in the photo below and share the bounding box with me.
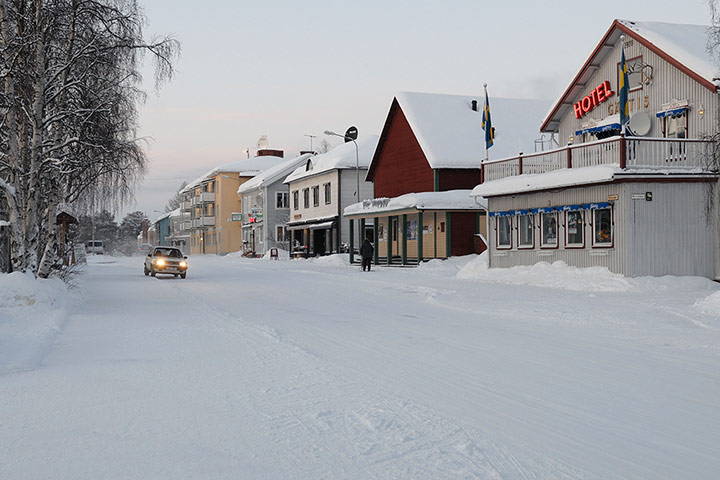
[1,254,719,479]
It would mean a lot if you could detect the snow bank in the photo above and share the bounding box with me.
[457,254,719,293]
[310,254,349,266]
[694,290,720,317]
[457,254,633,292]
[0,272,76,373]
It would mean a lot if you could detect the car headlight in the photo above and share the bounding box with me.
[155,259,165,266]
[179,261,187,268]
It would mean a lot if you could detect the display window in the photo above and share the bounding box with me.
[540,212,558,248]
[496,216,511,249]
[518,214,534,249]
[565,210,584,247]
[592,208,613,247]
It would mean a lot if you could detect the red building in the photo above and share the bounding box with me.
[346,91,549,262]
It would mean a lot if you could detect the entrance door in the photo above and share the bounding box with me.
[313,229,326,256]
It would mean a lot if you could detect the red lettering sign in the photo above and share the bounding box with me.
[574,81,615,119]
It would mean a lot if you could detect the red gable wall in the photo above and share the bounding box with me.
[371,106,434,198]
[437,169,482,191]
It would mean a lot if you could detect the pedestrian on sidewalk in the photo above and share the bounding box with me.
[360,237,374,272]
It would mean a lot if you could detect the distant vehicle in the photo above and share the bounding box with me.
[138,243,152,255]
[85,240,104,254]
[144,246,188,279]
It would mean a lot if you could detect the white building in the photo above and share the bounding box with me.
[472,20,720,278]
[284,136,378,257]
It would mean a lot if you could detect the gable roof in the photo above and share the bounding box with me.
[284,135,379,184]
[367,92,551,180]
[541,19,718,132]
[237,153,314,194]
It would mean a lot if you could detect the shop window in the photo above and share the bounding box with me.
[303,188,309,209]
[518,214,534,248]
[406,220,417,240]
[276,225,287,242]
[593,208,612,247]
[378,224,385,241]
[566,211,584,247]
[292,191,299,210]
[312,186,320,207]
[324,183,331,204]
[497,216,511,249]
[276,192,289,209]
[540,212,558,248]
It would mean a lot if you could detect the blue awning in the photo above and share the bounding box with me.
[560,204,583,212]
[575,123,621,136]
[492,203,611,217]
[656,107,687,118]
[582,202,610,210]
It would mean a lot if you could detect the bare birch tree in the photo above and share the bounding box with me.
[0,0,179,277]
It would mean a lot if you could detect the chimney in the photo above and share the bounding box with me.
[256,148,284,158]
[471,99,478,111]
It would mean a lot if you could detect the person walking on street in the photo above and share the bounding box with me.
[360,237,374,272]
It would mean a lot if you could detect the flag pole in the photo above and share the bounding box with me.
[483,83,489,164]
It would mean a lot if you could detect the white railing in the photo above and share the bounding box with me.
[482,136,714,183]
[626,138,710,169]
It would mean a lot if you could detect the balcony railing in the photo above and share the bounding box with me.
[481,136,715,184]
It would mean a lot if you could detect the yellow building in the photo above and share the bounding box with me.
[180,152,288,255]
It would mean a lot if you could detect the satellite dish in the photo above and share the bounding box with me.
[628,112,651,136]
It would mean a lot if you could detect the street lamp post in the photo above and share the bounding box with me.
[323,129,360,202]
[325,128,361,263]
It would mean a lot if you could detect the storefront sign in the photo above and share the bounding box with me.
[362,198,390,210]
[574,81,614,119]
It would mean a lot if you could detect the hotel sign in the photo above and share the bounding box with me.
[574,81,615,119]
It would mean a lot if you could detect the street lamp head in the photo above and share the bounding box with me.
[323,130,337,137]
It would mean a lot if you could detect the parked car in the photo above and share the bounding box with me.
[144,246,188,279]
[85,240,104,254]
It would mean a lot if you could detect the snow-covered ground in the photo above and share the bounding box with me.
[1,253,719,479]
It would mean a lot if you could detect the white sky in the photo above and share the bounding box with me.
[126,0,712,220]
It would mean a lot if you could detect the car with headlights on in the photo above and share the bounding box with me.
[144,246,188,278]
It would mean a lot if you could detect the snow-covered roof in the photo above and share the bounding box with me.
[344,190,486,217]
[542,20,717,132]
[284,135,379,184]
[375,92,550,171]
[182,156,287,193]
[621,20,716,84]
[471,164,709,197]
[238,153,314,194]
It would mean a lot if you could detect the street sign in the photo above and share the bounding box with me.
[345,126,358,142]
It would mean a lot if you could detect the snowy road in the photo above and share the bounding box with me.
[2,254,720,479]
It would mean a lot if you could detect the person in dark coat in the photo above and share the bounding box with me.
[360,238,374,272]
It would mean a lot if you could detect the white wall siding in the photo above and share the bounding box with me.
[622,181,716,277]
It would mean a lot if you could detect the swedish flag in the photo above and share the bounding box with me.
[619,43,629,127]
[482,88,494,149]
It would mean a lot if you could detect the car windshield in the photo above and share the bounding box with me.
[153,248,181,257]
